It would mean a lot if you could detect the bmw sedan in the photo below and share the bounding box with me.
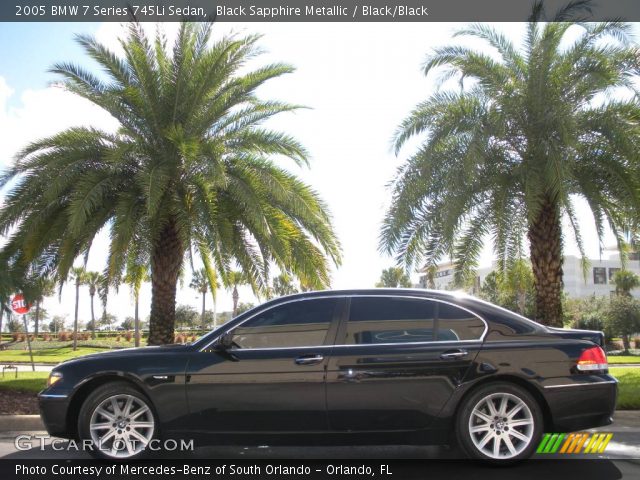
[38,289,617,462]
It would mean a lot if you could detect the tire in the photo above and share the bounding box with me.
[77,381,159,460]
[455,382,543,463]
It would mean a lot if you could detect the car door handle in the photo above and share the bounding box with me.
[295,354,324,365]
[440,349,468,360]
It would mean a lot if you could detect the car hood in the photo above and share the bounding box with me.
[58,344,191,366]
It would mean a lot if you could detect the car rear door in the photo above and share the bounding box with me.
[326,295,486,432]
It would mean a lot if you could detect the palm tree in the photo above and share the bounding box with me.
[271,273,299,297]
[0,22,341,344]
[381,3,640,326]
[83,271,102,339]
[31,276,56,337]
[375,267,412,288]
[190,268,219,330]
[613,270,640,297]
[123,263,149,347]
[69,266,86,350]
[227,271,247,317]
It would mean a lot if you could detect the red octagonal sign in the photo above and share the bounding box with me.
[10,294,30,315]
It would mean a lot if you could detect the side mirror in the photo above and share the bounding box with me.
[217,332,234,350]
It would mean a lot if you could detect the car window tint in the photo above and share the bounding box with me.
[231,298,337,349]
[344,297,436,345]
[438,303,485,340]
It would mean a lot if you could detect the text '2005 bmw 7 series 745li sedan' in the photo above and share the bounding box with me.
[38,289,617,463]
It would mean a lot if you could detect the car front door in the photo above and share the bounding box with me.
[326,295,486,432]
[185,297,343,433]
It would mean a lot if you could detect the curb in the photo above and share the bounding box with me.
[0,415,44,432]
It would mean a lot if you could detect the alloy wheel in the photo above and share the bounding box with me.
[89,394,155,458]
[468,392,535,459]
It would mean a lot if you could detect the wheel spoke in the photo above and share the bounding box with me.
[96,408,115,421]
[123,397,134,417]
[99,429,116,445]
[478,431,493,449]
[509,419,533,428]
[470,424,492,434]
[129,429,149,445]
[110,398,122,417]
[498,395,509,416]
[90,422,112,431]
[485,398,498,417]
[130,405,150,420]
[506,402,524,419]
[125,438,134,455]
[472,409,492,423]
[130,421,154,429]
[503,435,517,455]
[508,429,530,443]
[493,436,502,457]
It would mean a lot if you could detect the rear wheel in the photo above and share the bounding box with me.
[456,382,543,463]
[78,382,158,459]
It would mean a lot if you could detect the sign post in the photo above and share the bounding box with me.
[10,294,35,372]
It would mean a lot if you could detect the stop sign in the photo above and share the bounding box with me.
[10,294,30,315]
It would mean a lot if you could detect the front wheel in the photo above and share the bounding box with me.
[78,382,158,459]
[456,382,543,463]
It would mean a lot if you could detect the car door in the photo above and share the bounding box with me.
[326,295,486,432]
[185,297,343,433]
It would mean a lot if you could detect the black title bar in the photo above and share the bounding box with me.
[3,0,640,22]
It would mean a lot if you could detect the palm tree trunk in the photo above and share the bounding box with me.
[34,300,40,338]
[232,286,239,317]
[73,279,80,351]
[134,294,140,347]
[89,294,96,339]
[149,219,183,345]
[528,196,564,327]
[201,291,206,330]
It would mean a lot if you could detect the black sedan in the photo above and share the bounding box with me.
[38,289,617,462]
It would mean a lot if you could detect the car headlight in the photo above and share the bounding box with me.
[47,372,63,387]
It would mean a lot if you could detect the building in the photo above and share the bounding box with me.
[419,250,640,299]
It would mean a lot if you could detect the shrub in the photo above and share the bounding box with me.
[125,331,132,342]
[11,332,20,342]
[115,335,121,342]
[58,331,69,341]
[606,296,640,354]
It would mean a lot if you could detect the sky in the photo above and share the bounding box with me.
[0,21,635,327]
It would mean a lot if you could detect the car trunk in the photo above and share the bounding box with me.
[545,327,605,347]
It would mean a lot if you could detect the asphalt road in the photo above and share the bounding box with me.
[0,412,638,479]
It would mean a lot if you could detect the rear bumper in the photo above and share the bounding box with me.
[38,392,72,438]
[543,375,617,432]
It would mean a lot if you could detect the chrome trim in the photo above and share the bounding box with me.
[544,380,617,389]
[200,294,489,352]
[39,394,68,399]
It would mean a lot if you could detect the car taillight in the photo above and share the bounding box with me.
[576,346,608,372]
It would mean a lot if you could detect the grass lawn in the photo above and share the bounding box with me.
[610,367,640,410]
[0,346,107,364]
[608,355,640,364]
[0,371,48,393]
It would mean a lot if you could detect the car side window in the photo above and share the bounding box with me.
[437,303,485,341]
[341,297,484,345]
[230,298,338,349]
[343,297,436,345]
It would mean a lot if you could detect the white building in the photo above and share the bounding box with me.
[419,250,640,299]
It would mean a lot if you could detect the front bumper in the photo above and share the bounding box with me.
[543,374,617,432]
[38,391,72,438]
